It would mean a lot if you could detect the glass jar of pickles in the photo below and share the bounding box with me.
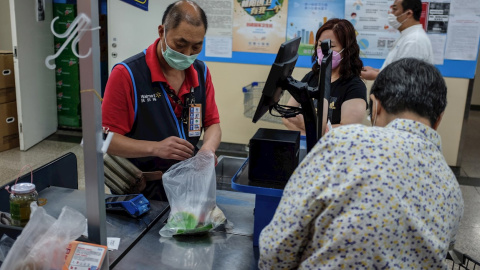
[9,183,38,227]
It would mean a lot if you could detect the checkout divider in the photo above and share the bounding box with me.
[231,135,307,246]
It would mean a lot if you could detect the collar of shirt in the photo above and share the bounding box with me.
[145,38,200,99]
[391,24,423,50]
[400,24,423,36]
[386,118,442,151]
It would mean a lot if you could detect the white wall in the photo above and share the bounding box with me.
[0,0,12,51]
[107,0,472,167]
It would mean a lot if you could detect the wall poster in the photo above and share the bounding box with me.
[286,0,346,56]
[232,0,289,53]
[345,0,399,59]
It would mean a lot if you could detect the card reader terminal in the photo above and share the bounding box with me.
[105,194,150,218]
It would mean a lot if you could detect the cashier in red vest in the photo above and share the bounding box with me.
[102,0,221,200]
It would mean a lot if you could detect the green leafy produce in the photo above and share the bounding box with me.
[166,211,216,235]
[169,211,198,230]
[176,224,213,235]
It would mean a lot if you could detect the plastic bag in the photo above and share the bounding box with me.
[158,233,230,269]
[0,206,86,270]
[160,151,227,237]
[0,234,15,263]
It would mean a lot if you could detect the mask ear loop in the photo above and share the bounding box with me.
[335,48,345,62]
[334,48,345,56]
[398,11,410,24]
[162,28,167,51]
[372,100,378,126]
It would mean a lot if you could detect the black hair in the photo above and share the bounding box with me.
[401,0,422,21]
[162,0,208,32]
[369,58,447,127]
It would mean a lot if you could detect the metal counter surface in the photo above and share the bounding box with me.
[38,187,169,267]
[113,190,259,270]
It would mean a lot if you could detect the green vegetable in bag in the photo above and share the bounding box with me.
[169,211,198,230]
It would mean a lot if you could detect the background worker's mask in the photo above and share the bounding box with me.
[388,12,408,30]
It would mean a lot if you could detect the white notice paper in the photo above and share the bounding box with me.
[197,0,233,58]
[428,34,446,65]
[445,16,480,60]
[205,36,233,58]
[107,237,121,251]
[450,0,480,16]
[197,0,233,37]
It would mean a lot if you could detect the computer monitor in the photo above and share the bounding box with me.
[252,37,301,123]
[251,38,333,153]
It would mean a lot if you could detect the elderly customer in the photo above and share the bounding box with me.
[259,58,463,269]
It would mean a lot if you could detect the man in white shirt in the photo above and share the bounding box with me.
[361,0,434,80]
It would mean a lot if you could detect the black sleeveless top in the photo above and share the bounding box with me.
[301,71,367,124]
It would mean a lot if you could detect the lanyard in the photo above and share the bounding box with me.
[157,83,186,139]
[162,84,195,108]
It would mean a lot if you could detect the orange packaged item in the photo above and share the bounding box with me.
[63,240,108,270]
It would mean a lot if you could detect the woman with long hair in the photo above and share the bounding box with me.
[282,19,367,134]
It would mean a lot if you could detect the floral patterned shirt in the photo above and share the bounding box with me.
[259,119,464,269]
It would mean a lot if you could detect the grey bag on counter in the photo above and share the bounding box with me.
[103,154,163,194]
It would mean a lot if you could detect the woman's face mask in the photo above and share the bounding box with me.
[160,30,199,70]
[317,48,344,70]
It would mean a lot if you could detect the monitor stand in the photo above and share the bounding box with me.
[279,40,333,152]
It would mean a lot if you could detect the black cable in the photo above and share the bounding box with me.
[269,103,303,118]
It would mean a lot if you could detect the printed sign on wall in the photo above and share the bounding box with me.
[233,0,289,54]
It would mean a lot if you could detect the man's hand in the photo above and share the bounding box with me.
[152,136,195,160]
[361,66,379,81]
[200,123,221,165]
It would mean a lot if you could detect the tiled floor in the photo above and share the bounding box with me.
[0,111,479,261]
[0,131,86,190]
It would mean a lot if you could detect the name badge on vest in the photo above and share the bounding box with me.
[188,104,202,137]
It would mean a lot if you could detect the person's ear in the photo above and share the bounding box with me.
[374,99,385,118]
[369,94,383,115]
[158,25,165,37]
[432,112,444,130]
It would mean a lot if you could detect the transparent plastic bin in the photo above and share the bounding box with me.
[242,82,292,124]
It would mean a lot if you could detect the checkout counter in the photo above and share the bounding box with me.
[0,35,316,269]
[0,154,271,269]
[114,136,307,269]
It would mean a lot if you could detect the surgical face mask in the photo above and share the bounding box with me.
[388,12,408,30]
[317,48,344,69]
[160,30,199,70]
